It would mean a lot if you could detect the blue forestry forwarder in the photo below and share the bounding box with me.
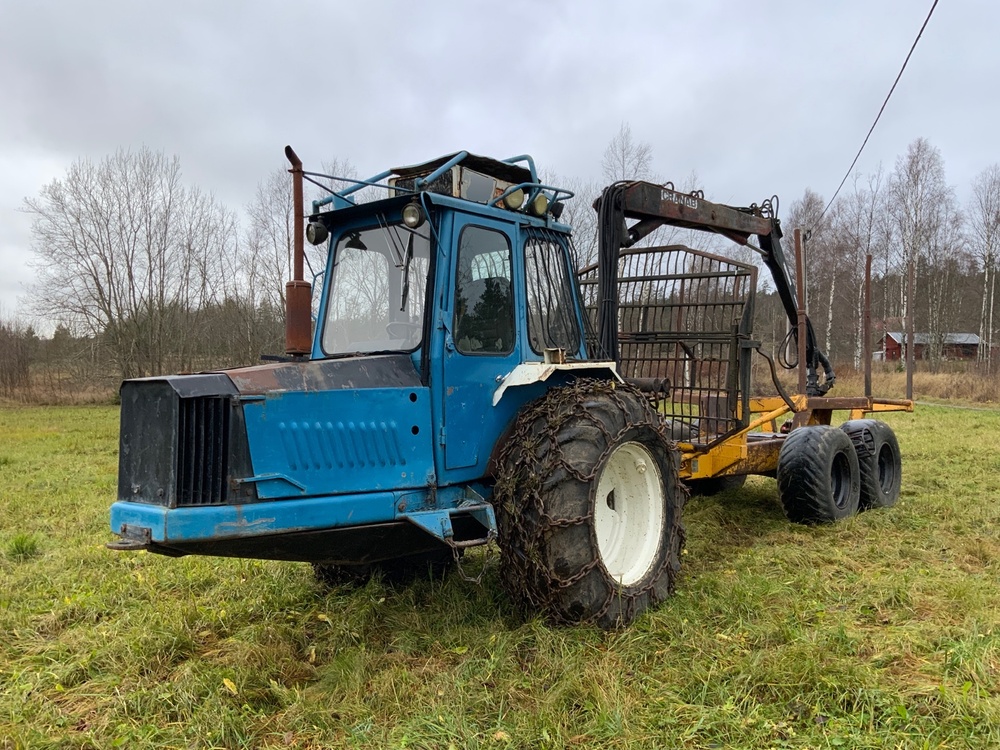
[109,147,910,628]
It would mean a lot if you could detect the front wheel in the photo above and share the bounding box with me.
[594,441,669,586]
[494,380,684,629]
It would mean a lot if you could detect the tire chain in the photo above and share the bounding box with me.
[493,378,686,626]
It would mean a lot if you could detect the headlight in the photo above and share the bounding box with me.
[402,202,425,229]
[306,222,329,245]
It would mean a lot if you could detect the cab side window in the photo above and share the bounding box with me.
[454,226,514,354]
[525,235,582,354]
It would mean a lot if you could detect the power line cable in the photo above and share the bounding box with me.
[817,0,940,224]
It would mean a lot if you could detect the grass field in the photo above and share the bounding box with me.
[1,403,999,749]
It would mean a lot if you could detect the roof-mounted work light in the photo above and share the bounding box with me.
[402,201,425,229]
[306,221,329,246]
[527,192,549,217]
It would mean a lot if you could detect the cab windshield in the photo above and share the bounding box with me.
[321,217,431,355]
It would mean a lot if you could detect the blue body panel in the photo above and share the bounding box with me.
[240,386,435,499]
[110,485,496,546]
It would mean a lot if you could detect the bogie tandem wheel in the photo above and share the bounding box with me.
[840,419,902,509]
[777,425,861,525]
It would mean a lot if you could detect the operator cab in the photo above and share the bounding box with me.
[304,151,585,371]
[297,152,597,483]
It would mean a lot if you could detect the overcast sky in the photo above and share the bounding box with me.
[0,0,994,322]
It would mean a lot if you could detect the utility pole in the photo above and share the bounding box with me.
[864,254,872,397]
[905,256,915,400]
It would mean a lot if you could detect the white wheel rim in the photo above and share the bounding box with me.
[593,441,666,586]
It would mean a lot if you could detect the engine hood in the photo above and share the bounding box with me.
[223,354,422,395]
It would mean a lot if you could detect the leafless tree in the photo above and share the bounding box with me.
[549,173,602,271]
[244,158,362,323]
[888,139,962,369]
[599,125,721,257]
[316,157,362,200]
[838,167,890,367]
[0,306,35,397]
[969,164,1000,370]
[24,148,238,380]
[244,167,297,316]
[921,197,966,367]
[601,122,653,183]
[785,189,842,354]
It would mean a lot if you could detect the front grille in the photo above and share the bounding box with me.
[176,396,231,506]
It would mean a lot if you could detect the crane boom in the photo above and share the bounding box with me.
[593,181,835,395]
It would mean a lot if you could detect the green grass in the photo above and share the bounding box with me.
[1,404,999,748]
[5,532,41,562]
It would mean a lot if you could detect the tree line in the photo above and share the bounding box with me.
[567,130,1000,374]
[1,148,339,397]
[776,137,999,372]
[2,127,997,399]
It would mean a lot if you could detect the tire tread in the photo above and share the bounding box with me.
[494,382,683,628]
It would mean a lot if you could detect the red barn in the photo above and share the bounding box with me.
[881,332,980,361]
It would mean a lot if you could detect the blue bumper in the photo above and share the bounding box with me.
[110,492,398,545]
[109,487,496,564]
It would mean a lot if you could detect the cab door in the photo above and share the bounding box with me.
[439,216,520,476]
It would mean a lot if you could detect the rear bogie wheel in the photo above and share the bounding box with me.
[840,419,902,509]
[777,425,860,525]
[494,380,684,629]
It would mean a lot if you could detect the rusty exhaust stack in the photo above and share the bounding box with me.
[284,145,312,357]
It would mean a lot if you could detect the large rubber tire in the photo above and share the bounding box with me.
[493,380,684,629]
[777,425,860,525]
[840,419,902,510]
[312,547,455,588]
[685,474,748,497]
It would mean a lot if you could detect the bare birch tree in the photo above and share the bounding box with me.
[24,148,236,380]
[969,164,1000,370]
[888,138,956,376]
[921,196,965,367]
[838,168,889,367]
[785,189,840,353]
